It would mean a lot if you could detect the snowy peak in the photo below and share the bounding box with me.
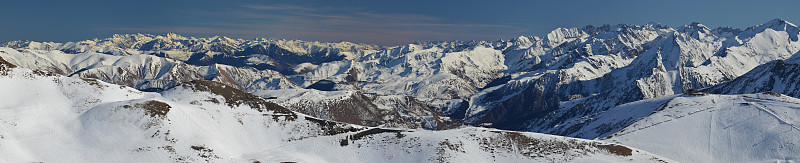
[545,27,586,47]
[682,22,710,31]
[740,18,800,41]
[746,18,799,32]
[507,35,538,49]
[762,18,799,30]
[679,22,714,39]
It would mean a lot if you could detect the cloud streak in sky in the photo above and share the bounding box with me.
[241,4,316,11]
[107,3,523,45]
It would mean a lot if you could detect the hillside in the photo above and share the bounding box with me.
[0,59,668,162]
[555,91,800,162]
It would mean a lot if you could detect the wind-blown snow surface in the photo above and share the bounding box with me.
[0,64,668,162]
[590,93,800,163]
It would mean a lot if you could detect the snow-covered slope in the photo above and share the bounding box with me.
[244,127,672,163]
[535,91,800,162]
[599,93,800,163]
[0,60,669,162]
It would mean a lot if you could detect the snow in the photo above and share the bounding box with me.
[290,62,319,74]
[604,93,800,163]
[241,127,672,163]
[3,19,800,162]
[3,33,384,61]
[0,66,669,162]
[463,19,800,139]
[0,47,298,91]
[0,66,332,162]
[293,44,507,113]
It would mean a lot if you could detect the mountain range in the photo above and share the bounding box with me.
[2,19,800,162]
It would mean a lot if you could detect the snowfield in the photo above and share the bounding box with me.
[558,92,800,163]
[604,93,800,163]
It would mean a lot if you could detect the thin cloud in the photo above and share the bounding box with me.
[351,12,440,22]
[240,4,315,11]
[106,3,524,46]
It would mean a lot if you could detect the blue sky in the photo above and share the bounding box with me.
[1,0,798,46]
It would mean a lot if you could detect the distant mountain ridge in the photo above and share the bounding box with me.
[3,33,384,74]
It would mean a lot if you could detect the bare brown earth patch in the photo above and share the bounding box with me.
[0,56,17,75]
[190,145,221,161]
[484,131,635,159]
[339,128,404,146]
[349,128,403,141]
[596,144,633,156]
[180,80,296,120]
[123,100,171,118]
[304,116,361,136]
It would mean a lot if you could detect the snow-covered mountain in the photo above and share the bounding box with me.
[461,19,800,135]
[2,33,384,74]
[0,60,669,162]
[0,47,298,91]
[294,44,508,112]
[707,51,800,97]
